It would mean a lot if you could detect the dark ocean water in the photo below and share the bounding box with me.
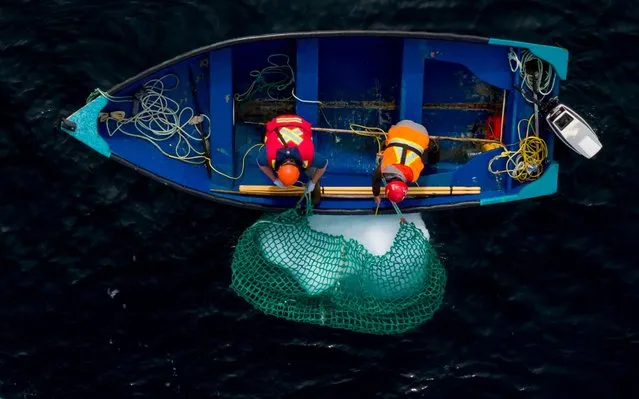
[2,0,639,398]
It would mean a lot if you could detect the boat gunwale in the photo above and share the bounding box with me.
[106,30,492,95]
[110,153,482,214]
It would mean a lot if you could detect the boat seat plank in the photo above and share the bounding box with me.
[295,38,320,127]
[399,39,425,123]
[425,39,513,90]
[209,48,234,188]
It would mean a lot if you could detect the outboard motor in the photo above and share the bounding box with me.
[541,97,603,159]
[510,47,603,160]
[516,87,603,160]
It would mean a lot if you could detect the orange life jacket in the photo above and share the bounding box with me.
[380,123,430,183]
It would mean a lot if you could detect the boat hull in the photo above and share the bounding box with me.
[59,30,568,214]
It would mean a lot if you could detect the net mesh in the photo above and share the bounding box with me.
[230,205,446,335]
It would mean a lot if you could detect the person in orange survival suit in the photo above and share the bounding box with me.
[257,114,328,198]
[371,119,439,205]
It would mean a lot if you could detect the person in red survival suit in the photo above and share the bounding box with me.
[257,114,328,200]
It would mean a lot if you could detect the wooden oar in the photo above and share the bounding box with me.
[242,121,502,144]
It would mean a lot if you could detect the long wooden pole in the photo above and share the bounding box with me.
[231,185,480,197]
[239,185,479,191]
[210,191,479,198]
[243,121,503,144]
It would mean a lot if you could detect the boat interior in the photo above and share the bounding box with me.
[95,34,558,210]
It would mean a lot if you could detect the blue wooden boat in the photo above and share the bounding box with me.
[59,30,593,214]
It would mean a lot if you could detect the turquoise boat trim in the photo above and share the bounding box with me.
[62,95,111,157]
[488,38,569,80]
[480,162,559,206]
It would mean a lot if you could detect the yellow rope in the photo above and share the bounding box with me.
[348,123,386,153]
[102,109,263,180]
[207,143,264,180]
[345,123,508,154]
[95,79,263,181]
[488,112,548,182]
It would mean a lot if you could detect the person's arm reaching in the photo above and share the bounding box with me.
[304,153,328,193]
[372,164,382,205]
[257,152,285,187]
[311,159,328,185]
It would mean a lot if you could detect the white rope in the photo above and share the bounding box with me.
[508,48,556,103]
[292,89,321,105]
[101,74,211,165]
[292,88,332,128]
[232,53,333,127]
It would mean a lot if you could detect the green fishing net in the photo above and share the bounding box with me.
[230,205,446,335]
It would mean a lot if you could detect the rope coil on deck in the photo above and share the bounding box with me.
[508,47,556,102]
[91,75,261,181]
[488,112,548,182]
[233,54,295,102]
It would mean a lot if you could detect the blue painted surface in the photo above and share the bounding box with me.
[416,168,455,187]
[422,60,503,104]
[420,56,506,154]
[210,48,235,188]
[64,95,111,157]
[230,39,297,188]
[97,60,213,194]
[489,38,569,80]
[62,33,566,213]
[422,109,494,153]
[399,39,425,123]
[189,61,211,124]
[231,39,296,103]
[317,36,401,128]
[480,162,559,206]
[316,37,401,176]
[426,39,513,90]
[295,38,319,126]
[451,148,506,192]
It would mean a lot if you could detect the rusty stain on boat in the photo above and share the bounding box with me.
[236,99,502,119]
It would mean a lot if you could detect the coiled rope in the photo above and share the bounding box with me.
[488,112,548,182]
[497,48,553,181]
[508,48,556,104]
[349,123,387,153]
[92,75,261,180]
[233,53,333,127]
[88,53,330,182]
[234,54,295,102]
